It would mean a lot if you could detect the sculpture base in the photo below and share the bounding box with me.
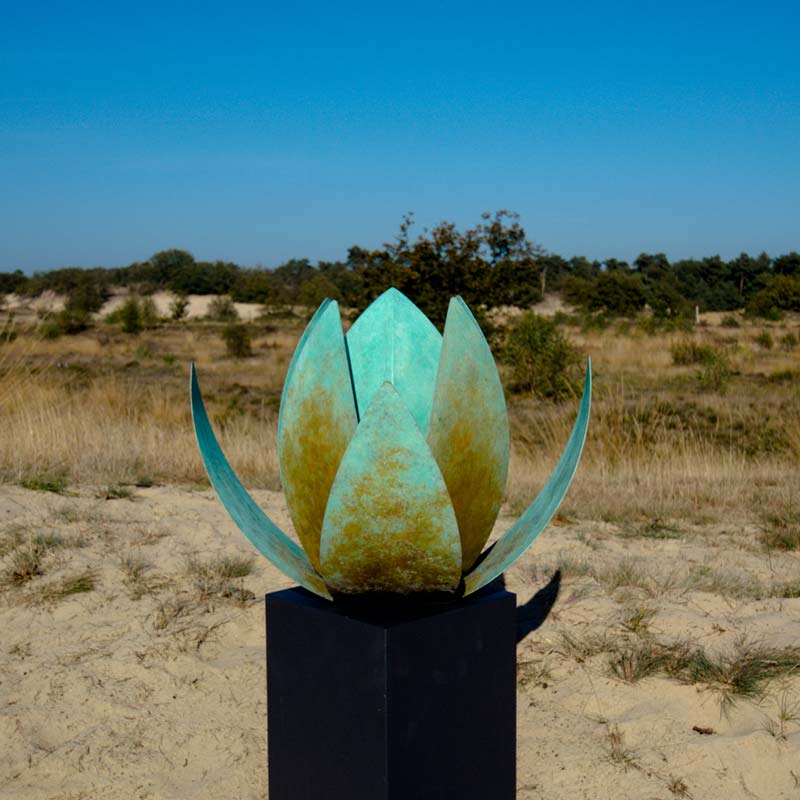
[266,587,516,800]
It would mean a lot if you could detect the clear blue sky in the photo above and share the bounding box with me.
[2,1,798,272]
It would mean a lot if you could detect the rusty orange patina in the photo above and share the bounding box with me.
[427,298,509,571]
[281,389,355,572]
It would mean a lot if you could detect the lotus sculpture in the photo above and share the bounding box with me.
[191,288,591,600]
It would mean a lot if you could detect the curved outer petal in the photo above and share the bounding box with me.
[319,382,462,594]
[278,300,358,571]
[464,360,592,596]
[346,288,442,433]
[426,297,510,571]
[190,365,331,600]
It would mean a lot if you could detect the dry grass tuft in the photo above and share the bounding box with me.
[42,570,96,600]
[187,554,256,602]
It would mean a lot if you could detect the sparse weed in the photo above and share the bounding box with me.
[559,629,616,662]
[636,518,683,540]
[686,564,765,600]
[761,689,800,741]
[596,558,650,594]
[99,484,135,501]
[517,659,552,688]
[667,775,693,798]
[120,551,153,599]
[152,596,193,630]
[621,607,656,634]
[606,725,638,770]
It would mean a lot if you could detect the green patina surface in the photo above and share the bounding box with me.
[190,365,331,599]
[345,287,442,433]
[320,382,461,593]
[191,288,591,599]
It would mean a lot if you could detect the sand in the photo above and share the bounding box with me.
[1,484,799,799]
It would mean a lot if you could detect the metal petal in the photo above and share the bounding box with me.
[191,365,331,600]
[426,297,510,572]
[346,288,442,433]
[464,360,592,596]
[278,300,358,571]
[319,382,462,594]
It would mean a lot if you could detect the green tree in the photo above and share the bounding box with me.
[502,312,580,400]
[297,274,342,307]
[118,297,143,334]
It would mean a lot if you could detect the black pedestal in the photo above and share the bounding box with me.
[266,587,516,800]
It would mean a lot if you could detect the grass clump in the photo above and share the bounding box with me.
[671,340,718,366]
[3,533,65,585]
[45,571,96,600]
[671,638,800,713]
[20,475,67,494]
[187,554,255,601]
[609,641,669,683]
[760,508,800,551]
[99,484,135,501]
[6,544,46,584]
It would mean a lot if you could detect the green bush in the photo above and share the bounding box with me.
[107,296,159,334]
[502,312,580,400]
[720,315,740,328]
[747,275,800,318]
[779,332,798,351]
[139,296,160,328]
[755,331,773,349]
[169,293,189,320]
[696,349,733,392]
[221,323,253,358]
[207,295,238,322]
[39,308,91,338]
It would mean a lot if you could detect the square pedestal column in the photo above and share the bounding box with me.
[266,587,516,800]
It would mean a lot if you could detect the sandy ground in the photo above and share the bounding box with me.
[1,485,799,800]
[4,292,264,322]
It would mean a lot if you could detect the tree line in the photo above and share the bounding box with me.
[2,211,799,324]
